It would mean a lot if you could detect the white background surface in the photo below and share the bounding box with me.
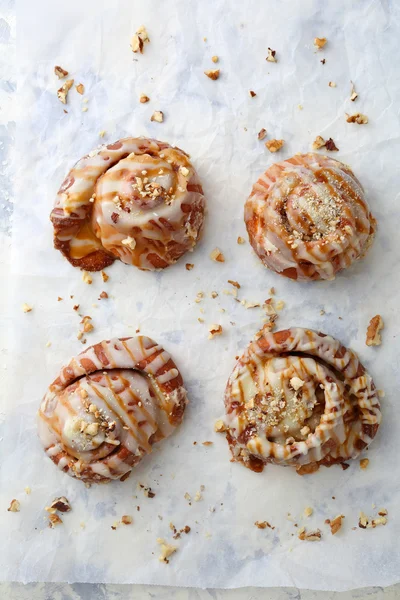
[1,0,400,596]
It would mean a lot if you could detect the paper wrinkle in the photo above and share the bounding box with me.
[1,0,400,591]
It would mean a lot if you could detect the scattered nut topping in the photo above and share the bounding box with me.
[237,236,246,244]
[195,292,204,303]
[329,514,344,535]
[378,508,388,516]
[99,130,106,138]
[258,128,267,140]
[184,492,192,502]
[210,291,219,298]
[325,137,339,151]
[24,487,31,495]
[210,247,225,262]
[139,94,150,103]
[131,25,150,54]
[346,113,368,124]
[82,271,93,285]
[249,90,257,97]
[314,37,327,49]
[211,55,219,63]
[202,441,213,446]
[298,527,322,541]
[121,515,133,525]
[328,81,336,88]
[101,271,109,282]
[214,419,227,433]
[359,510,388,529]
[266,47,277,62]
[48,513,63,528]
[265,139,284,153]
[22,303,32,313]
[80,315,94,334]
[275,300,285,311]
[255,521,267,529]
[76,83,85,95]
[142,486,156,498]
[228,280,240,289]
[350,82,358,101]
[360,458,370,470]
[157,539,178,563]
[54,65,68,79]
[304,506,313,517]
[121,236,137,250]
[47,497,71,513]
[99,291,108,300]
[208,324,223,339]
[320,58,326,64]
[366,315,384,346]
[312,135,326,150]
[151,111,164,123]
[7,499,20,512]
[204,69,220,80]
[57,79,74,104]
[185,263,194,271]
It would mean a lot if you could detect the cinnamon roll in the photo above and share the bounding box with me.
[245,154,376,281]
[38,337,188,483]
[51,138,205,271]
[224,327,381,474]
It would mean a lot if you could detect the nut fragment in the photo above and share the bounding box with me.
[325,138,339,151]
[329,514,344,535]
[48,496,71,513]
[304,506,313,517]
[81,315,94,333]
[366,315,383,346]
[346,113,368,124]
[228,280,240,289]
[7,499,20,512]
[208,324,223,339]
[314,37,327,49]
[131,25,150,54]
[249,90,257,97]
[75,83,85,95]
[211,55,219,63]
[328,81,336,88]
[151,111,164,123]
[54,66,68,79]
[237,236,246,244]
[298,527,322,541]
[360,458,370,470]
[101,270,109,282]
[99,291,108,299]
[48,513,63,528]
[121,515,133,525]
[350,81,358,101]
[312,135,326,150]
[57,79,74,104]
[266,47,277,62]
[214,419,227,432]
[82,271,93,285]
[22,303,32,313]
[258,128,267,141]
[158,539,178,563]
[185,263,194,271]
[204,69,220,80]
[139,94,150,103]
[265,139,284,153]
[210,247,225,262]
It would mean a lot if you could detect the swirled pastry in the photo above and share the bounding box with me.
[245,154,376,281]
[38,337,188,483]
[51,138,205,271]
[224,327,381,474]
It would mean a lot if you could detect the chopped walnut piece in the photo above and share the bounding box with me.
[54,65,68,79]
[7,499,20,512]
[49,513,63,528]
[360,458,370,470]
[211,55,219,63]
[330,514,344,535]
[228,280,240,289]
[22,303,32,313]
[328,81,336,88]
[346,113,368,124]
[82,271,93,285]
[359,511,388,528]
[266,47,277,62]
[131,25,150,54]
[249,90,257,97]
[298,527,322,541]
[208,324,223,339]
[258,128,267,141]
[265,139,284,153]
[214,419,227,432]
[237,236,246,244]
[185,263,194,271]
[57,79,74,104]
[378,508,388,516]
[314,37,327,49]
[99,291,108,300]
[366,315,383,346]
[350,82,358,101]
[48,496,71,513]
[143,486,155,498]
[121,515,133,525]
[184,492,192,502]
[202,441,213,446]
[204,69,220,80]
[76,83,85,95]
[121,236,137,250]
[304,506,313,517]
[140,94,150,103]
[325,137,339,151]
[158,539,178,563]
[210,247,225,262]
[81,316,94,333]
[101,270,109,282]
[151,111,164,123]
[255,521,268,529]
[312,135,326,150]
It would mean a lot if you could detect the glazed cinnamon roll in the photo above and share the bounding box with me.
[224,327,381,474]
[51,138,205,271]
[38,337,188,483]
[245,154,376,281]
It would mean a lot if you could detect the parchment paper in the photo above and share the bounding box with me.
[1,0,399,590]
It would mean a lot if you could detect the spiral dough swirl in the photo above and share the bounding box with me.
[38,336,188,483]
[224,327,381,474]
[51,137,205,271]
[245,153,376,281]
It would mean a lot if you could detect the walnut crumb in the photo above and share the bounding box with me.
[328,81,336,87]
[121,515,133,525]
[314,37,327,49]
[47,497,71,513]
[57,79,74,104]
[99,291,108,300]
[258,128,267,140]
[75,83,85,95]
[249,90,257,97]
[202,441,213,446]
[204,69,220,80]
[360,458,370,470]
[359,511,388,529]
[350,82,358,101]
[346,113,368,124]
[210,291,218,298]
[54,66,68,79]
[298,527,322,541]
[185,263,194,271]
[366,315,383,346]
[82,271,93,284]
[157,539,178,563]
[81,315,94,333]
[304,507,313,517]
[22,303,32,313]
[228,280,240,289]
[214,419,227,433]
[210,247,225,262]
[208,324,223,339]
[140,94,150,103]
[325,138,339,151]
[266,47,277,62]
[151,111,164,123]
[255,521,268,529]
[330,514,344,535]
[211,55,219,63]
[48,513,63,528]
[131,25,150,54]
[25,487,31,495]
[7,499,20,512]
[265,139,284,153]
[101,270,109,282]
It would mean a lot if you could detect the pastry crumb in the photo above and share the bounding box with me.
[48,513,63,528]
[214,419,227,432]
[24,487,31,495]
[82,271,93,285]
[101,271,109,282]
[328,81,336,88]
[325,138,339,151]
[366,315,383,346]
[121,515,133,525]
[158,539,178,563]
